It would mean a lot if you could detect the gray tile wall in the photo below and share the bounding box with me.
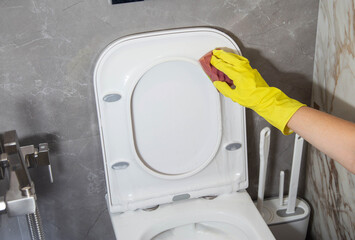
[0,0,318,239]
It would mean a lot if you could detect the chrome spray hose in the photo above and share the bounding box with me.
[0,131,52,240]
[26,203,45,240]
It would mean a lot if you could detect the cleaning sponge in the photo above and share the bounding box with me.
[199,51,233,87]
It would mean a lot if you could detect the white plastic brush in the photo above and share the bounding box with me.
[286,134,304,214]
[279,170,285,206]
[257,127,271,212]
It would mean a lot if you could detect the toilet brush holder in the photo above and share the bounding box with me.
[255,131,310,240]
[259,197,310,240]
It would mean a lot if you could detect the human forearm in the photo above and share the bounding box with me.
[287,106,355,174]
[200,50,355,174]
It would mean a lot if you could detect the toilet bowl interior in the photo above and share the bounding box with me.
[152,221,249,240]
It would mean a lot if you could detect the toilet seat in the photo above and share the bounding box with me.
[94,27,248,212]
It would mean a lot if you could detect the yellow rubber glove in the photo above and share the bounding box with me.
[210,49,306,135]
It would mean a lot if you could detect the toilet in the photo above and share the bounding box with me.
[93,27,275,240]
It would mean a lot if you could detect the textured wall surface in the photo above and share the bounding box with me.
[0,0,318,239]
[305,0,355,239]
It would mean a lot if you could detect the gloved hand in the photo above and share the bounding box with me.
[207,49,306,135]
[199,51,234,86]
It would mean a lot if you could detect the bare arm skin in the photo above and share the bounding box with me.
[287,106,355,174]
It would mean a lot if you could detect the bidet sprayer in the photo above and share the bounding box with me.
[0,130,53,240]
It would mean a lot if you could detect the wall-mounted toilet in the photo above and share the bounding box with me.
[93,27,275,240]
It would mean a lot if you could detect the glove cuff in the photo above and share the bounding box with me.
[253,88,306,135]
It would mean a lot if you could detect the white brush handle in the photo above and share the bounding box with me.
[286,134,304,214]
[257,127,271,212]
[279,171,285,206]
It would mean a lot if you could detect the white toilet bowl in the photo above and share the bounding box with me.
[94,27,275,240]
[111,192,273,240]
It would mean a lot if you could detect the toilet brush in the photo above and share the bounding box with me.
[278,170,285,206]
[255,133,310,240]
[257,127,271,212]
[286,134,304,214]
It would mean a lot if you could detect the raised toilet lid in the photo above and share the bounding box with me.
[131,60,220,176]
[94,28,249,213]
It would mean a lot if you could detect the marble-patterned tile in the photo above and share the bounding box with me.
[305,0,355,239]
